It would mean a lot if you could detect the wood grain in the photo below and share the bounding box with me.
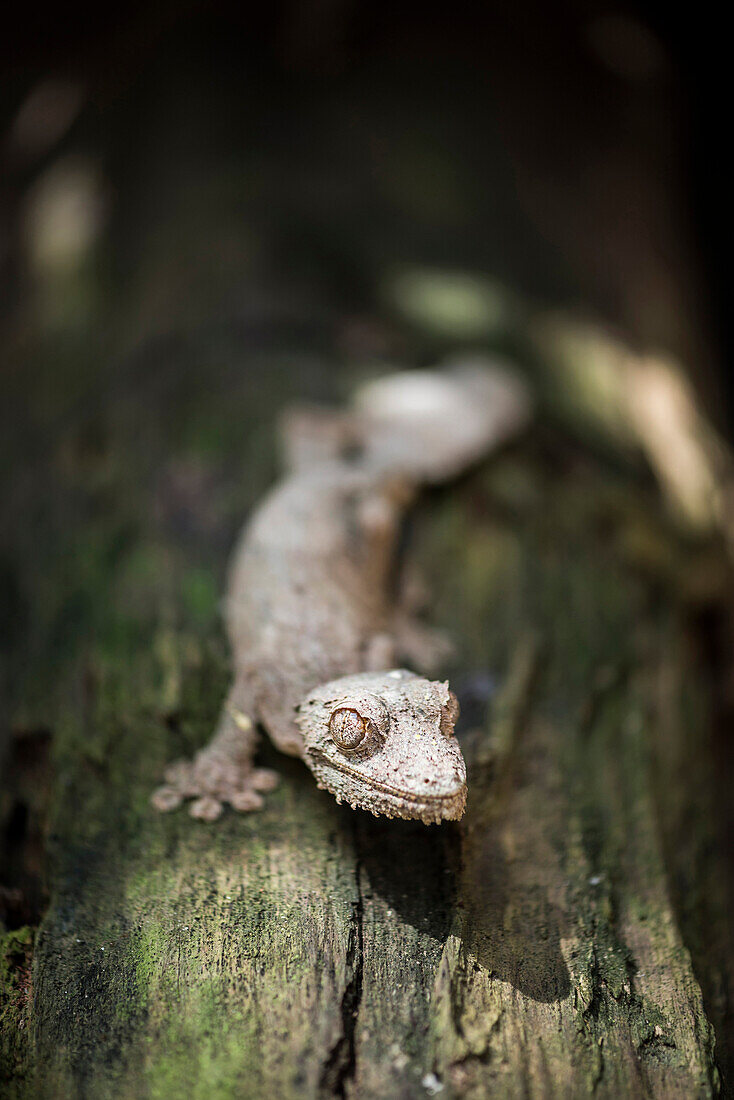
[3,380,731,1095]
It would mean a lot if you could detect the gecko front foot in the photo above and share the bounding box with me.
[152,761,279,821]
[151,701,279,820]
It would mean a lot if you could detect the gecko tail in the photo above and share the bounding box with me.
[277,356,531,483]
[352,355,532,484]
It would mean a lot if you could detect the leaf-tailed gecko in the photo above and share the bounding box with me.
[152,359,530,824]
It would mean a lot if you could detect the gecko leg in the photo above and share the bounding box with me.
[390,564,454,673]
[386,558,455,674]
[363,632,398,671]
[362,619,452,675]
[151,680,279,821]
[393,615,455,674]
[362,595,453,675]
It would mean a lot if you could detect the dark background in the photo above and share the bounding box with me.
[1,0,730,418]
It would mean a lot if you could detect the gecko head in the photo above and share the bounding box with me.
[296,669,467,824]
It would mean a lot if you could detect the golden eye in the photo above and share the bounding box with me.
[329,708,371,753]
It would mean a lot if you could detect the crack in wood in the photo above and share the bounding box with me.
[319,845,364,1098]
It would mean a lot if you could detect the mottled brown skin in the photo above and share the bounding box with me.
[152,461,453,821]
[299,669,467,823]
[152,362,530,822]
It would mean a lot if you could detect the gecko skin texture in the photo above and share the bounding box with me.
[299,670,466,823]
[152,359,530,824]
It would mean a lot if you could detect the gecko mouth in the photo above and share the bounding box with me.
[306,747,467,824]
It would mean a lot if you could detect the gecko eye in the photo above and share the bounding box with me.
[329,709,373,752]
[328,694,389,755]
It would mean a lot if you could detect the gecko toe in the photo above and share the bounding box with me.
[229,789,264,812]
[151,785,184,812]
[189,796,223,822]
[164,760,193,787]
[250,768,279,792]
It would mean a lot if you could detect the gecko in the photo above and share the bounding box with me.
[152,358,530,824]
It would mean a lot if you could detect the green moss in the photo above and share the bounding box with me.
[0,927,35,1097]
[3,305,727,1096]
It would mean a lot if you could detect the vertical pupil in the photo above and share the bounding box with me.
[330,709,367,750]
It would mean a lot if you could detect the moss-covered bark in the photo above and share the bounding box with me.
[2,364,732,1096]
[0,927,34,1097]
[2,37,733,1096]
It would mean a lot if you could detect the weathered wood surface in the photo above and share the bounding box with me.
[3,330,734,1097]
[3,21,734,1097]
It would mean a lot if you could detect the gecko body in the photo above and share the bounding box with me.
[153,361,530,824]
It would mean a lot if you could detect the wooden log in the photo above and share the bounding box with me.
[2,352,732,1096]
